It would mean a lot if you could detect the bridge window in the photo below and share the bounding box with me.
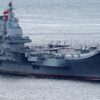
[32,65,40,69]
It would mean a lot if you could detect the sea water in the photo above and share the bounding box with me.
[0,0,100,100]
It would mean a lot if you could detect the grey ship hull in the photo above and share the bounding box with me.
[0,52,100,80]
[2,2,100,81]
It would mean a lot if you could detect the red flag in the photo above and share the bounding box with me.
[4,15,8,21]
[3,10,9,14]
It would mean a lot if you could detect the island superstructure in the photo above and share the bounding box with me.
[0,2,100,80]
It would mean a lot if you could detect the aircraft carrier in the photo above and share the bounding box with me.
[0,2,100,80]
